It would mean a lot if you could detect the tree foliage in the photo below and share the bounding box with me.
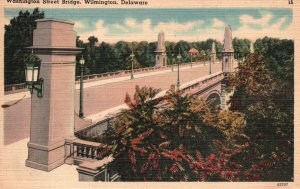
[225,38,294,181]
[74,85,290,181]
[78,37,294,182]
[232,37,251,60]
[4,8,44,84]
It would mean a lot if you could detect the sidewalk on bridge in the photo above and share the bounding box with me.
[81,71,223,128]
[3,63,209,103]
[75,63,206,89]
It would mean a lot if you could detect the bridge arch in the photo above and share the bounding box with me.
[204,90,221,109]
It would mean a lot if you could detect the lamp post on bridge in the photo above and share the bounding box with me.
[79,55,85,118]
[130,50,135,79]
[176,49,182,90]
[208,53,211,75]
[190,53,193,68]
[24,49,44,98]
[171,52,174,72]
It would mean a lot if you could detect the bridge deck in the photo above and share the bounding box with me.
[3,62,222,145]
[79,63,221,116]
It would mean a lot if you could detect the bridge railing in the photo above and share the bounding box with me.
[4,83,28,94]
[74,61,206,83]
[181,71,224,95]
[5,61,209,94]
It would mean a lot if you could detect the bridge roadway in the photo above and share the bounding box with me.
[3,62,222,145]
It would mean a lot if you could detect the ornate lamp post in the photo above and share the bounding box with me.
[79,55,85,118]
[209,52,212,75]
[203,51,206,65]
[130,50,135,79]
[190,53,193,68]
[171,52,174,72]
[176,49,182,90]
[25,51,44,98]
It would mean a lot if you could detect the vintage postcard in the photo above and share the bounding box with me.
[0,0,299,188]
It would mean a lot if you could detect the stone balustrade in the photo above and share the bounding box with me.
[65,138,106,165]
[4,83,28,94]
[65,138,120,181]
[4,61,215,95]
[74,61,205,83]
[181,72,224,94]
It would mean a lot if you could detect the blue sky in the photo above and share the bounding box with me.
[4,8,293,43]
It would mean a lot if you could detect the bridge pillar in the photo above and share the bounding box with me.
[155,31,167,67]
[221,82,234,110]
[222,25,234,73]
[25,19,82,171]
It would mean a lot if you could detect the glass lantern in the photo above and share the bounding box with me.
[25,53,44,98]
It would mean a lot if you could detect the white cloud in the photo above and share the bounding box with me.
[240,13,272,28]
[212,18,225,28]
[112,23,129,32]
[125,18,137,28]
[122,18,152,32]
[271,17,287,29]
[79,20,107,41]
[154,20,201,34]
[141,19,152,33]
[76,14,292,44]
[235,14,292,41]
[74,21,86,30]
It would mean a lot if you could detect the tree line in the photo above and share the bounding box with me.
[5,8,252,84]
[77,38,294,181]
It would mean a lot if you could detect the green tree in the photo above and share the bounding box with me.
[254,37,294,89]
[232,37,251,60]
[84,36,99,75]
[134,41,155,68]
[113,41,132,70]
[226,51,293,181]
[97,42,117,72]
[87,86,276,181]
[4,8,44,84]
[165,41,176,65]
[175,40,191,63]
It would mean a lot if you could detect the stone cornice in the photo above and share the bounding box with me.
[24,47,83,55]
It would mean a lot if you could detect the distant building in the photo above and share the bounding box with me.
[222,25,234,73]
[188,48,199,55]
[154,31,167,67]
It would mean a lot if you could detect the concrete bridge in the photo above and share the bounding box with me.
[3,60,225,145]
[1,19,236,181]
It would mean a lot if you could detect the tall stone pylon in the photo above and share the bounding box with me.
[25,19,82,171]
[222,25,234,73]
[221,26,235,110]
[154,31,167,67]
[211,42,216,64]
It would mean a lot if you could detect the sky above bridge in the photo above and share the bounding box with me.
[4,8,293,43]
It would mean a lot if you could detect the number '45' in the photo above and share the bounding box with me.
[289,0,293,4]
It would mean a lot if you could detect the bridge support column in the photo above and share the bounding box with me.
[221,81,234,110]
[25,19,82,171]
[221,83,226,109]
